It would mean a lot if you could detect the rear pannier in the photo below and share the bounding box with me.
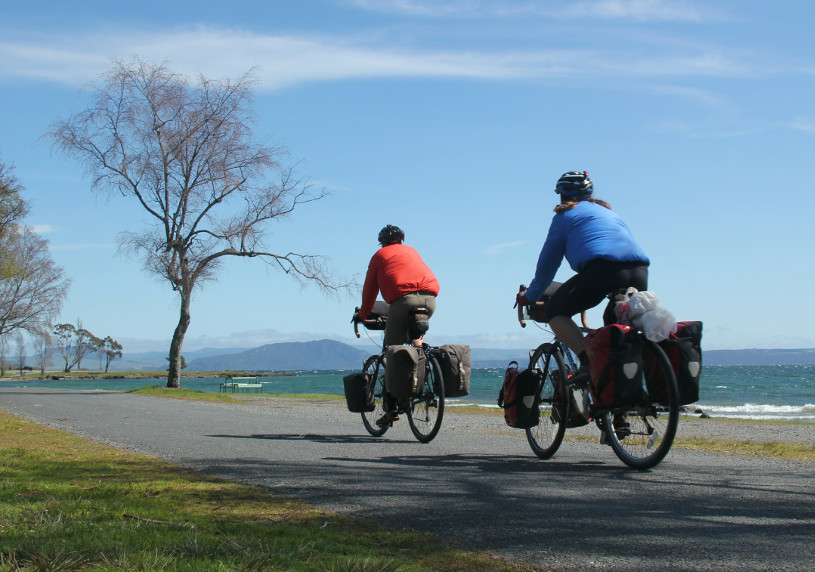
[385,345,427,398]
[435,344,471,397]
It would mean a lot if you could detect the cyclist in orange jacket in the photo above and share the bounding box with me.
[359,225,440,347]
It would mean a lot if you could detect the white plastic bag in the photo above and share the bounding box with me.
[628,291,677,342]
[613,287,639,324]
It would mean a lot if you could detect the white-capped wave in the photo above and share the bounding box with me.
[698,402,815,421]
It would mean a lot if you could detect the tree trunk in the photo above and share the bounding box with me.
[167,290,192,388]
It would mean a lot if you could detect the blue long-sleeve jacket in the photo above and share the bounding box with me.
[524,201,649,302]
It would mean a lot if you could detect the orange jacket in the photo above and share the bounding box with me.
[359,244,439,319]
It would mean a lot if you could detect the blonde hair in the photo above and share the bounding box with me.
[555,197,611,215]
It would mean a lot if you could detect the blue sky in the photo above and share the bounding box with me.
[1,0,813,355]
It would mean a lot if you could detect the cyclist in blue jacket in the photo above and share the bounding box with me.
[519,171,650,374]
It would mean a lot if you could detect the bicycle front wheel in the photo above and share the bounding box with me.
[525,343,568,459]
[603,340,679,470]
[407,354,445,443]
[360,354,388,437]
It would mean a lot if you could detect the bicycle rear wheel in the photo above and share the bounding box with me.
[603,340,679,470]
[360,354,388,437]
[407,354,445,443]
[525,343,568,459]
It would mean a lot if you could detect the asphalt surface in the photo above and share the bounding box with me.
[1,387,813,571]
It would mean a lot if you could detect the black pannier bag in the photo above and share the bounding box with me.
[343,372,374,412]
[497,361,541,428]
[436,344,471,397]
[584,324,646,411]
[645,321,702,405]
[385,345,427,399]
[553,381,591,428]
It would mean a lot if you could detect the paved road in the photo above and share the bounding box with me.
[2,387,813,571]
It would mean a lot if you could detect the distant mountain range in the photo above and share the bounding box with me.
[111,340,815,371]
[186,340,370,371]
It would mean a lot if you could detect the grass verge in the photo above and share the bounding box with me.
[0,410,525,571]
[671,436,815,461]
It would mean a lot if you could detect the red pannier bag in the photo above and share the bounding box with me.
[645,321,702,405]
[584,324,646,410]
[497,361,541,428]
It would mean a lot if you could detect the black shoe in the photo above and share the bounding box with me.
[613,415,631,439]
[376,411,399,427]
[568,367,589,388]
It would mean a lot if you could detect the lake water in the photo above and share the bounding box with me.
[4,364,814,423]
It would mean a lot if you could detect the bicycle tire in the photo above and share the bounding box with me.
[603,339,679,470]
[360,354,389,437]
[525,343,568,459]
[407,353,445,443]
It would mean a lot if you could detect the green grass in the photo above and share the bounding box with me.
[127,386,345,404]
[0,410,527,571]
[672,436,815,461]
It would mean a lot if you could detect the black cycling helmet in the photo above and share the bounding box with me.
[378,225,405,246]
[554,171,594,199]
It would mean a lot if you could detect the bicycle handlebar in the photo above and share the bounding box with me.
[516,284,527,328]
[352,307,387,338]
[515,284,589,329]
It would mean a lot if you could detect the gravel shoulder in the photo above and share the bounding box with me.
[235,395,815,445]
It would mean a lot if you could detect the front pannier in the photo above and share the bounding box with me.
[584,324,646,410]
[498,361,541,428]
[342,372,374,412]
[436,344,471,397]
[385,345,427,399]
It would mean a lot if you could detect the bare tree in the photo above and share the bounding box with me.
[0,334,6,377]
[33,330,52,375]
[0,157,70,338]
[14,330,25,376]
[49,58,346,388]
[0,158,29,249]
[0,227,71,338]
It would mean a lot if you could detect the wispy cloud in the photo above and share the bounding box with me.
[0,26,765,91]
[50,242,115,251]
[484,241,525,255]
[648,84,727,106]
[558,0,719,22]
[27,224,54,234]
[790,118,815,134]
[344,0,720,21]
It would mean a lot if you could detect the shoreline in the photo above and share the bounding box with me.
[0,372,295,381]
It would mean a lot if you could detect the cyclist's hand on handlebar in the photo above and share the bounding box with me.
[516,292,530,307]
